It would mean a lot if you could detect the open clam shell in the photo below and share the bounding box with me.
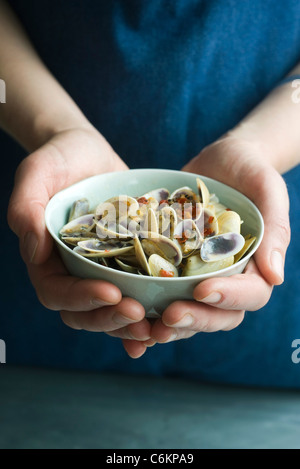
[139,188,169,204]
[68,198,90,222]
[60,214,95,236]
[182,254,234,277]
[139,231,182,266]
[148,254,178,277]
[200,232,245,262]
[78,239,134,257]
[217,210,241,234]
[196,177,210,208]
[195,208,219,238]
[133,235,152,275]
[173,219,202,257]
[234,235,256,262]
[95,195,139,221]
[157,206,178,238]
[141,207,159,234]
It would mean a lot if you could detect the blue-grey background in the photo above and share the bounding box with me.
[1,0,300,388]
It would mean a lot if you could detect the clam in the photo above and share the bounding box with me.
[133,235,152,275]
[95,220,133,240]
[157,206,178,238]
[60,177,255,278]
[140,231,182,266]
[68,198,90,222]
[61,231,97,246]
[60,214,95,236]
[95,195,139,221]
[182,254,234,277]
[115,258,140,274]
[141,207,159,234]
[148,254,178,277]
[173,219,202,257]
[217,210,241,234]
[170,186,198,202]
[170,186,201,221]
[234,235,256,262]
[139,188,169,204]
[196,177,210,208]
[77,239,134,257]
[200,232,245,262]
[195,208,219,238]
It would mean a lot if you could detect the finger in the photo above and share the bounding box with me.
[7,149,67,265]
[27,247,122,311]
[249,168,290,286]
[151,318,198,343]
[122,340,148,359]
[193,259,273,311]
[151,303,244,343]
[106,318,151,340]
[60,297,146,332]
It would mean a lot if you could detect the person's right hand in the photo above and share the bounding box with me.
[7,126,151,358]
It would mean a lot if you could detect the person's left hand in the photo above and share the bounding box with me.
[146,134,291,345]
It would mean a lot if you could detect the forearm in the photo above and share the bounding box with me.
[0,0,91,152]
[230,63,300,174]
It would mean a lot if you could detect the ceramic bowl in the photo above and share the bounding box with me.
[45,169,264,317]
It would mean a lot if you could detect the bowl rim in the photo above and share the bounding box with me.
[45,168,264,282]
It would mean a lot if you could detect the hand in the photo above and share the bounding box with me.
[7,126,151,358]
[150,135,291,343]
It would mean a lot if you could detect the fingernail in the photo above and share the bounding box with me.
[172,313,194,328]
[164,331,177,343]
[24,231,38,263]
[91,299,116,308]
[199,292,222,304]
[144,338,156,347]
[113,314,137,326]
[271,250,284,282]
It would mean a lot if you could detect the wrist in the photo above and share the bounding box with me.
[31,109,93,151]
[228,82,300,174]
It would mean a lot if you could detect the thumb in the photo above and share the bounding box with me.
[7,152,57,265]
[252,168,291,286]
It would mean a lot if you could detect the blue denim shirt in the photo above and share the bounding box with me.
[2,0,300,387]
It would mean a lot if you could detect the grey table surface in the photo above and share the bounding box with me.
[1,365,300,449]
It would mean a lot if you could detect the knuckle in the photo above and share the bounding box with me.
[36,286,57,311]
[199,315,217,333]
[223,311,245,331]
[275,218,291,246]
[60,311,82,330]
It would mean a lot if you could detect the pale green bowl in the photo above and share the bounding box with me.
[45,169,264,317]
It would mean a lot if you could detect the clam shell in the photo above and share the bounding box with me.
[115,258,140,274]
[173,219,202,257]
[78,239,134,257]
[68,198,90,222]
[196,177,210,208]
[182,254,234,277]
[60,214,95,236]
[195,208,219,238]
[140,188,169,203]
[234,236,256,262]
[217,210,241,234]
[200,232,245,262]
[157,206,178,238]
[141,207,159,234]
[133,235,152,275]
[148,254,178,277]
[140,232,182,266]
[95,195,139,220]
[95,219,134,240]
